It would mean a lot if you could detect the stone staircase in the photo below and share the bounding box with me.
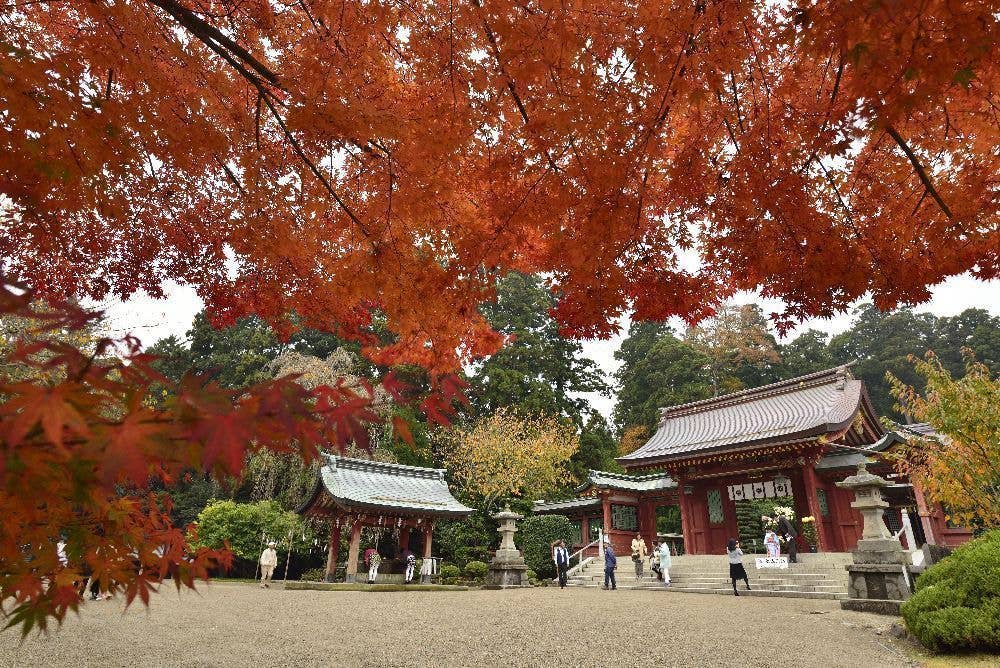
[564,553,852,600]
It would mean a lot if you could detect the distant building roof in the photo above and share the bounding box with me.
[815,432,907,470]
[532,470,675,515]
[619,365,883,468]
[298,455,473,518]
[577,469,676,493]
[532,497,602,514]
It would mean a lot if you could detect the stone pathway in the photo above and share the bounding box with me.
[1,583,912,667]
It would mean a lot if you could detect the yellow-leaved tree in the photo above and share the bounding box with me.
[440,409,578,512]
[888,351,1000,529]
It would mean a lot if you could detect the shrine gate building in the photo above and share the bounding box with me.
[536,366,971,556]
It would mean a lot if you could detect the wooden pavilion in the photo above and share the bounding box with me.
[297,455,473,582]
[537,366,972,556]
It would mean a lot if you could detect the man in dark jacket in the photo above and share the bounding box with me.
[776,513,798,563]
[552,539,571,588]
[602,539,617,590]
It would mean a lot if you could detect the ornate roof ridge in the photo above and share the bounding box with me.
[659,363,856,420]
[588,469,672,482]
[325,453,446,480]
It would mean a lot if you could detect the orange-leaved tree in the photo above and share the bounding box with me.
[2,1,997,370]
[888,351,1000,529]
[0,281,453,634]
[438,408,578,511]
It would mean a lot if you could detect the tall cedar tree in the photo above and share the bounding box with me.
[471,273,608,424]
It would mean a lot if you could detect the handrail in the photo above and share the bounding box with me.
[568,538,600,564]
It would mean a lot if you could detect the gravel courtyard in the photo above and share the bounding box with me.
[2,583,911,668]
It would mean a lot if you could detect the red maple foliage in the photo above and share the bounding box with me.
[1,0,998,633]
[2,1,996,368]
[0,282,439,634]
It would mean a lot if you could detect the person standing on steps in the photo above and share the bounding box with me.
[602,538,617,590]
[630,532,647,579]
[552,539,571,588]
[727,538,751,596]
[657,538,672,588]
[259,541,278,588]
[775,512,798,563]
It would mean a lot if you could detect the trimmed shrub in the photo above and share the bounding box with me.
[520,515,573,580]
[300,567,326,582]
[901,529,1000,653]
[439,564,461,585]
[463,560,488,580]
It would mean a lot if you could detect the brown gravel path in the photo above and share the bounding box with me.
[2,583,911,668]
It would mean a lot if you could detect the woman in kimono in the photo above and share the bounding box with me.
[764,528,781,558]
[657,539,672,587]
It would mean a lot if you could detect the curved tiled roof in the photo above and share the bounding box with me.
[576,469,676,493]
[532,497,602,514]
[620,365,881,467]
[298,455,473,517]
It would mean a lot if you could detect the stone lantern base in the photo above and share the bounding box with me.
[484,547,532,589]
[840,538,913,615]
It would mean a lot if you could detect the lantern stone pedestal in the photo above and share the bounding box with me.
[837,462,913,615]
[485,506,531,589]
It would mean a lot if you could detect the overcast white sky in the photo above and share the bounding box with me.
[97,274,1000,420]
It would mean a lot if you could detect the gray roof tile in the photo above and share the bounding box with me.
[578,469,676,493]
[305,455,473,517]
[620,366,875,466]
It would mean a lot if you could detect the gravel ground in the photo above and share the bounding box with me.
[2,583,912,668]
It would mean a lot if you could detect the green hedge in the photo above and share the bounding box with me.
[901,530,1000,653]
[463,560,488,580]
[520,515,573,580]
[439,564,461,585]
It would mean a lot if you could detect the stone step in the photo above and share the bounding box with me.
[564,583,847,599]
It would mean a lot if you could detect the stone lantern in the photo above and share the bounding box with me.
[836,461,912,614]
[485,505,531,588]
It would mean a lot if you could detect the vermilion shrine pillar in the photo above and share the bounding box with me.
[344,520,363,583]
[677,479,693,555]
[601,492,611,534]
[422,524,433,559]
[802,464,828,551]
[910,478,937,545]
[398,526,411,554]
[324,523,342,582]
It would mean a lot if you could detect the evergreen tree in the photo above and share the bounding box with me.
[612,322,712,435]
[470,273,608,424]
[570,414,622,479]
[776,330,834,379]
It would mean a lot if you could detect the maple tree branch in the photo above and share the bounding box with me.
[146,0,282,90]
[885,125,953,220]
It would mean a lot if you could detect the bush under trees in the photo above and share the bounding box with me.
[901,530,1000,653]
[190,499,314,577]
[463,560,489,581]
[520,515,573,580]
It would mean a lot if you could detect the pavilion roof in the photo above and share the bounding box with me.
[619,365,883,468]
[532,497,602,514]
[298,455,473,518]
[577,469,676,493]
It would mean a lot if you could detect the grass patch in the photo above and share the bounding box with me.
[285,581,470,592]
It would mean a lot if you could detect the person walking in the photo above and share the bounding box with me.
[602,538,617,590]
[657,538,672,587]
[727,538,751,596]
[775,512,798,563]
[259,541,278,588]
[367,550,382,584]
[630,533,647,579]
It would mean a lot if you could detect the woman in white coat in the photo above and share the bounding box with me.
[657,539,672,587]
